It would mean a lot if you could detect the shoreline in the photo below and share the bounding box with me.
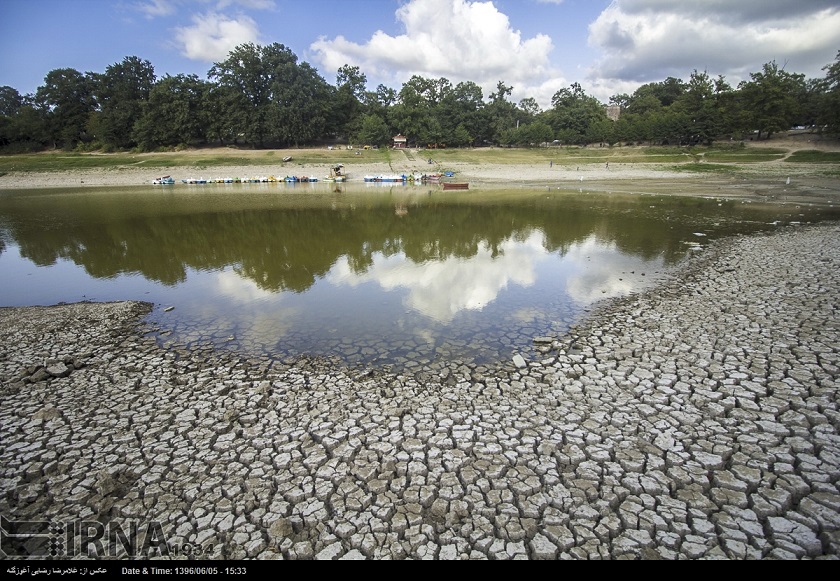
[1,222,838,559]
[2,160,838,207]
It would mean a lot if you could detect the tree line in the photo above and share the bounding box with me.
[1,43,838,153]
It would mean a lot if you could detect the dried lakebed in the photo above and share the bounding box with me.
[1,223,838,560]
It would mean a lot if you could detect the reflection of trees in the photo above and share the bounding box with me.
[1,190,801,291]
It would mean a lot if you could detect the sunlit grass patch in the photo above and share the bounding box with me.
[785,150,840,163]
[1,142,837,174]
[668,163,740,173]
[703,148,786,162]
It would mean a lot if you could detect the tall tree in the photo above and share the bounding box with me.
[738,61,806,140]
[375,84,397,108]
[134,74,210,149]
[449,81,486,145]
[0,86,24,148]
[209,43,285,147]
[390,75,433,143]
[673,70,720,145]
[36,68,96,149]
[816,50,840,135]
[0,89,49,150]
[518,97,541,119]
[271,61,331,146]
[332,64,368,140]
[209,43,330,147]
[486,80,518,144]
[95,56,156,149]
[0,86,24,117]
[545,82,608,144]
[355,113,391,146]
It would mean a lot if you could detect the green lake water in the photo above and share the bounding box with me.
[1,183,837,368]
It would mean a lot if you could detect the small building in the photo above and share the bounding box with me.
[605,105,621,122]
[392,134,407,148]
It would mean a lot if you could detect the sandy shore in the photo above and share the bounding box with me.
[2,158,838,206]
[0,160,684,188]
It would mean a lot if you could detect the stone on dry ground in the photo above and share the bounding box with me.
[0,223,838,560]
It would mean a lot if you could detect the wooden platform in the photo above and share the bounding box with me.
[442,182,469,190]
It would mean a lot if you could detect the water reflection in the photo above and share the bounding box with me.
[329,231,547,323]
[1,185,837,366]
[564,236,660,305]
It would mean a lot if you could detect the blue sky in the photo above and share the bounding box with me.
[1,0,838,108]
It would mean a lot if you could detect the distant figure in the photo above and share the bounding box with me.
[428,158,433,164]
[786,177,791,185]
[550,161,553,168]
[606,162,609,170]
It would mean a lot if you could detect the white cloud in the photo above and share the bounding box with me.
[215,0,276,9]
[328,231,549,323]
[137,0,276,18]
[137,0,176,18]
[587,0,840,90]
[612,0,838,24]
[310,0,556,101]
[175,11,262,61]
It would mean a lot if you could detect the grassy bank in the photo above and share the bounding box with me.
[0,149,384,173]
[785,150,840,163]
[0,140,836,174]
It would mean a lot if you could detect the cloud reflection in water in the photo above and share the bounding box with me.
[328,231,549,323]
[564,235,666,306]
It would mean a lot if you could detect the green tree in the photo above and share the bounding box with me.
[545,82,608,144]
[208,42,331,148]
[816,50,840,135]
[35,68,97,149]
[0,86,24,118]
[201,83,237,146]
[375,84,397,107]
[624,93,663,116]
[271,61,331,146]
[520,121,553,146]
[0,92,49,151]
[0,86,25,148]
[361,84,396,121]
[390,75,435,143]
[486,81,518,144]
[134,74,210,149]
[95,56,156,149]
[449,124,473,147]
[586,119,617,146]
[625,77,685,112]
[672,70,720,145]
[332,64,368,140]
[738,61,806,140]
[210,43,295,147]
[442,81,485,145]
[518,97,541,119]
[355,113,391,146]
[609,93,631,109]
